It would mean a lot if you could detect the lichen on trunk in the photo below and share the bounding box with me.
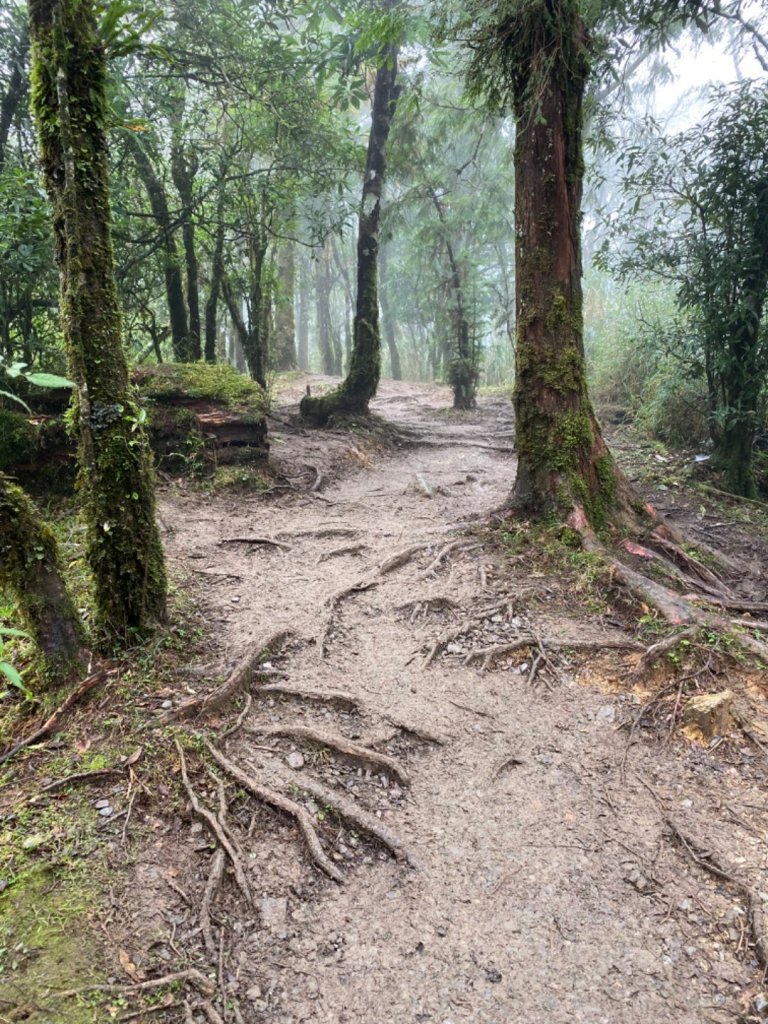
[29,0,167,641]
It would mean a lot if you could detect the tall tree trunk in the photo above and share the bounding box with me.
[301,34,399,423]
[29,0,167,639]
[0,26,28,174]
[205,160,228,364]
[379,243,402,381]
[124,132,190,361]
[0,475,86,682]
[273,240,297,370]
[170,130,201,360]
[296,247,310,371]
[508,0,629,527]
[315,240,335,375]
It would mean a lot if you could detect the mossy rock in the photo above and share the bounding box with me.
[134,363,268,423]
[134,363,269,467]
[0,408,38,472]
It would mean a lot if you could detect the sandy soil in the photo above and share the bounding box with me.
[129,377,768,1024]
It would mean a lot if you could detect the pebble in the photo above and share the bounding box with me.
[286,751,305,770]
[597,705,616,722]
[446,643,464,655]
[94,799,111,809]
[161,699,173,710]
[98,805,113,817]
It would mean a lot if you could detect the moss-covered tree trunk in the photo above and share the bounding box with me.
[509,0,629,526]
[170,134,201,361]
[205,158,228,364]
[301,39,399,424]
[0,25,28,174]
[29,0,167,639]
[0,474,85,681]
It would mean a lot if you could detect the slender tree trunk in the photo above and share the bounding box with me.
[301,34,399,423]
[273,240,297,370]
[205,163,227,364]
[0,474,86,681]
[379,244,402,380]
[170,138,201,360]
[124,132,190,361]
[28,0,167,639]
[0,26,28,174]
[315,240,335,375]
[296,247,310,371]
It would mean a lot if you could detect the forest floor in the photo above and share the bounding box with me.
[3,375,768,1024]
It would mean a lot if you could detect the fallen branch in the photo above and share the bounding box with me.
[205,740,344,883]
[28,766,121,802]
[248,724,409,786]
[175,739,252,905]
[0,667,110,766]
[161,631,293,723]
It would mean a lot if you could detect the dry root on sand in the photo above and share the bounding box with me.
[162,631,294,723]
[246,723,410,786]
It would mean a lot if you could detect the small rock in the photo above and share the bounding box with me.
[682,690,735,739]
[286,751,305,770]
[94,799,111,809]
[260,896,288,932]
[485,966,502,984]
[597,705,616,723]
[518,663,529,674]
[231,596,240,603]
[160,699,173,710]
[190,821,204,834]
[446,643,464,655]
[98,805,113,817]
[246,986,263,1003]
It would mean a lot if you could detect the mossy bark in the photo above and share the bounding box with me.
[170,98,201,361]
[0,24,28,174]
[300,40,399,425]
[0,474,85,681]
[205,156,228,364]
[508,0,630,528]
[29,0,167,640]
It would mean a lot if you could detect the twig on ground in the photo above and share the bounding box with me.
[200,850,226,960]
[447,698,492,719]
[205,740,345,883]
[247,724,409,786]
[420,539,478,579]
[28,766,121,802]
[664,817,768,971]
[174,739,252,905]
[0,667,110,766]
[54,968,216,999]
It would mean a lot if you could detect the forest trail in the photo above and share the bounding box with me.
[153,379,768,1024]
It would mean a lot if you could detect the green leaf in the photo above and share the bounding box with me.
[0,389,31,413]
[0,628,30,639]
[25,372,75,389]
[0,661,25,690]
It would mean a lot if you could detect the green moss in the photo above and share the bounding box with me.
[135,363,268,422]
[0,409,38,471]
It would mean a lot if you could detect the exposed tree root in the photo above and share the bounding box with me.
[248,724,409,786]
[460,635,642,671]
[219,536,291,551]
[698,482,768,511]
[422,620,473,668]
[256,683,363,712]
[277,527,358,541]
[647,528,733,596]
[220,693,252,739]
[630,626,700,679]
[175,739,253,905]
[262,755,419,869]
[421,539,479,579]
[0,665,110,766]
[318,543,367,562]
[205,740,345,883]
[700,597,768,615]
[161,631,293,723]
[568,507,768,661]
[200,849,226,960]
[326,579,378,608]
[664,816,768,971]
[378,543,433,575]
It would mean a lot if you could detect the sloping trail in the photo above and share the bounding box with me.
[159,379,768,1024]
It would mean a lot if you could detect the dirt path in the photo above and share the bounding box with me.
[155,379,768,1024]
